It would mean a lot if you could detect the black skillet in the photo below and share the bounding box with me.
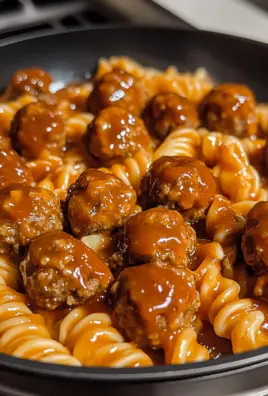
[0,27,268,396]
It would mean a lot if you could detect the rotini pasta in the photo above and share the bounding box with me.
[164,328,209,364]
[153,127,202,161]
[59,307,153,367]
[64,112,94,144]
[256,104,268,135]
[0,280,80,365]
[202,133,266,201]
[195,242,268,354]
[99,150,152,192]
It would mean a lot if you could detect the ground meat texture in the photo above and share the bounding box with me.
[242,202,268,274]
[0,149,33,190]
[143,92,199,140]
[66,169,137,236]
[20,231,113,310]
[84,106,151,164]
[113,261,200,348]
[0,184,63,251]
[123,207,196,268]
[11,101,65,158]
[87,68,142,115]
[141,156,217,220]
[3,68,52,100]
[199,83,257,137]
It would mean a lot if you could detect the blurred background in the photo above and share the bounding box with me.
[0,0,268,44]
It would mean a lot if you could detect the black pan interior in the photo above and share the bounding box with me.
[1,26,268,101]
[0,26,268,382]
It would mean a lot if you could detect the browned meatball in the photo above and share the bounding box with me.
[20,231,113,310]
[11,101,65,158]
[66,169,137,236]
[199,83,257,137]
[143,92,199,140]
[87,68,142,115]
[0,184,63,251]
[141,156,217,220]
[84,106,151,164]
[0,149,33,190]
[113,261,199,348]
[123,207,196,268]
[3,68,52,100]
[242,202,268,274]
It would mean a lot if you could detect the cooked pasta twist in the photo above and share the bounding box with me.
[195,242,268,354]
[164,67,214,102]
[206,194,256,245]
[240,137,266,158]
[0,94,36,134]
[59,307,153,367]
[0,255,20,290]
[0,281,80,365]
[164,328,209,364]
[202,133,266,201]
[64,112,94,144]
[153,127,202,161]
[99,150,152,192]
[256,104,268,135]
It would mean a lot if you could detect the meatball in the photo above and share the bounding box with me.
[0,149,33,190]
[113,261,199,348]
[143,92,199,140]
[66,169,137,236]
[3,68,52,99]
[87,68,142,115]
[199,83,257,137]
[11,101,65,158]
[20,231,113,310]
[141,156,217,220]
[84,106,151,164]
[242,202,268,274]
[55,82,92,113]
[123,207,196,268]
[0,184,62,251]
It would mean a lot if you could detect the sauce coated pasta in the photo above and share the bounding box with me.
[0,57,267,368]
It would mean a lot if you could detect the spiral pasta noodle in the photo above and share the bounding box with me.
[165,328,209,364]
[164,67,214,102]
[64,112,94,144]
[195,242,268,354]
[99,150,152,192]
[0,94,36,134]
[0,280,80,365]
[59,307,153,367]
[0,254,20,290]
[153,127,202,161]
[202,133,266,201]
[256,104,268,135]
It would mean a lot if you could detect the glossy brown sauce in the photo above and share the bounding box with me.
[200,83,257,137]
[198,321,232,358]
[125,207,196,266]
[87,68,143,115]
[2,68,52,100]
[67,169,137,235]
[28,231,112,290]
[142,156,216,214]
[0,149,33,189]
[143,92,199,140]
[12,101,65,157]
[85,106,151,163]
[119,263,198,337]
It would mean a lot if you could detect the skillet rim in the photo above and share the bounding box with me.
[0,25,268,382]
